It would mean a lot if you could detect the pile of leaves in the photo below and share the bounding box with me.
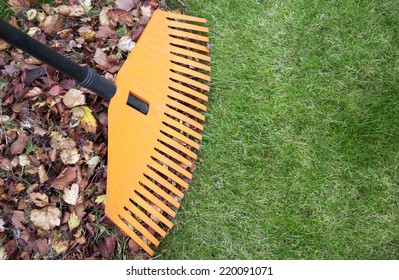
[0,0,167,260]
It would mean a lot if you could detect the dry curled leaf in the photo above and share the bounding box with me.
[26,9,37,21]
[0,247,7,260]
[30,192,49,207]
[115,0,138,12]
[11,210,25,229]
[39,15,63,35]
[10,132,29,155]
[50,132,76,150]
[50,167,77,190]
[7,0,30,12]
[118,36,135,52]
[60,147,80,165]
[63,88,85,108]
[30,206,61,231]
[38,165,49,184]
[0,218,5,232]
[63,183,79,206]
[18,154,30,167]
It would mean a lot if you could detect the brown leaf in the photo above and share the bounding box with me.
[63,88,86,108]
[54,4,84,17]
[128,239,139,253]
[115,0,138,12]
[24,86,43,98]
[93,48,110,70]
[95,25,115,39]
[105,236,116,257]
[131,25,145,42]
[7,0,30,12]
[30,192,49,207]
[50,132,76,150]
[34,126,48,136]
[39,15,64,35]
[0,157,12,172]
[30,206,61,230]
[48,85,63,96]
[106,9,133,26]
[38,165,49,184]
[10,132,29,155]
[50,167,77,190]
[11,210,25,229]
[34,238,50,255]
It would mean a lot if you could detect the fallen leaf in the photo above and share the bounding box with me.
[38,165,49,184]
[52,240,68,254]
[93,48,110,70]
[107,8,133,26]
[18,154,30,167]
[36,11,46,22]
[63,183,79,206]
[0,218,5,232]
[60,147,80,165]
[68,212,80,230]
[79,106,97,133]
[118,36,135,52]
[99,7,110,26]
[63,88,85,108]
[26,9,37,21]
[95,194,106,204]
[50,132,76,150]
[11,210,25,229]
[30,206,61,230]
[0,247,7,260]
[10,132,29,155]
[116,0,138,11]
[105,236,116,257]
[30,192,49,207]
[39,15,63,35]
[27,27,41,37]
[79,0,93,14]
[7,0,30,12]
[50,167,77,190]
[87,156,100,171]
[34,239,50,255]
[24,86,43,98]
[34,126,48,136]
[95,25,115,39]
[0,157,12,171]
[141,5,153,18]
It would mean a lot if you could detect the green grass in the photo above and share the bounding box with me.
[158,0,399,259]
[0,1,12,19]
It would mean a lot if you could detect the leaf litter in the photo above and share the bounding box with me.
[0,0,171,259]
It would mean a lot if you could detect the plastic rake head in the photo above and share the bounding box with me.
[105,10,211,256]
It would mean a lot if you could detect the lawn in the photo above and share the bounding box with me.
[1,0,399,259]
[157,0,399,259]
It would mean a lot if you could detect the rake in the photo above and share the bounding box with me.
[0,10,211,256]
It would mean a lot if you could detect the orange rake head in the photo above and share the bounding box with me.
[106,10,211,256]
[0,10,211,257]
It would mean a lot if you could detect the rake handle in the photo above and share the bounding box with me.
[0,20,116,101]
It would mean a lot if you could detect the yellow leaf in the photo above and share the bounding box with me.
[52,240,68,254]
[95,194,106,204]
[68,212,80,230]
[79,106,97,133]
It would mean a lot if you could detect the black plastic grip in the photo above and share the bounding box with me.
[0,19,116,101]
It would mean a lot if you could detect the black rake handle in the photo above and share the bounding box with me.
[0,20,116,101]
